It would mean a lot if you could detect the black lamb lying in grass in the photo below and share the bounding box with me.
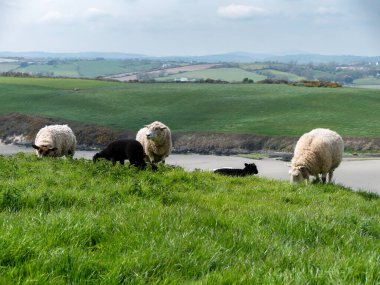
[93,139,147,169]
[213,163,258,177]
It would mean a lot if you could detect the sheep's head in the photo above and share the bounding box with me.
[145,123,167,143]
[32,144,57,157]
[289,166,309,183]
[92,153,101,163]
[244,163,258,174]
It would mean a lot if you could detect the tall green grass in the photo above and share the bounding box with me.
[0,154,379,284]
[0,77,380,137]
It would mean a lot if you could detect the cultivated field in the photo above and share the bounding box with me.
[0,77,380,137]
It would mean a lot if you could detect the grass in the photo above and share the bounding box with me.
[0,77,380,137]
[0,153,379,284]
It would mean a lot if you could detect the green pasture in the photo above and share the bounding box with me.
[16,63,79,77]
[0,154,379,284]
[156,68,266,82]
[239,63,268,70]
[262,69,305,81]
[0,63,18,73]
[0,77,380,137]
[13,60,165,78]
[354,76,380,85]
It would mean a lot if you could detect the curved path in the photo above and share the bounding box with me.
[1,143,379,195]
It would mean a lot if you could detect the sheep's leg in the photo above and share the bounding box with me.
[111,158,117,166]
[328,171,334,183]
[119,160,125,166]
[321,173,327,184]
[67,149,74,159]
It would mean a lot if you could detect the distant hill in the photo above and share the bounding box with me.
[263,54,380,64]
[1,51,379,65]
[0,51,146,60]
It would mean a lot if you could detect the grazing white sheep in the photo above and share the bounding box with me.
[136,121,172,163]
[32,124,77,158]
[289,128,344,183]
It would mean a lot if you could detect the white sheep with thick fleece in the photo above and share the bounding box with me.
[136,121,172,163]
[289,128,344,183]
[33,124,77,157]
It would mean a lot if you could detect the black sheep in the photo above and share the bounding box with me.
[214,163,258,177]
[93,139,146,169]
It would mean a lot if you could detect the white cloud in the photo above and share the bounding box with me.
[217,4,268,19]
[83,7,113,20]
[315,6,339,15]
[38,11,73,24]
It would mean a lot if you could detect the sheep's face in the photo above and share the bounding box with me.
[244,163,258,174]
[145,125,166,142]
[32,144,57,157]
[289,166,308,183]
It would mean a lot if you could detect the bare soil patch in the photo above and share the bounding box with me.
[1,113,380,155]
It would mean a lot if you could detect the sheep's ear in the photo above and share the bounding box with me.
[32,144,39,150]
[49,147,57,151]
[160,127,167,130]
[144,124,150,128]
[244,163,248,167]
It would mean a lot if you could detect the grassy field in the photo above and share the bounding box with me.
[0,63,19,73]
[156,68,266,82]
[12,60,165,78]
[0,77,380,137]
[0,154,379,284]
[354,76,380,86]
[261,69,305,81]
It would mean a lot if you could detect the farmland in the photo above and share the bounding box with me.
[155,67,266,82]
[1,56,379,88]
[0,77,380,138]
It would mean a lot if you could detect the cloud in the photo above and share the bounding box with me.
[83,7,113,21]
[38,11,73,24]
[217,4,267,19]
[315,6,340,15]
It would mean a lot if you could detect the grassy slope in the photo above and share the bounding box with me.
[0,77,380,137]
[156,68,267,82]
[0,154,379,284]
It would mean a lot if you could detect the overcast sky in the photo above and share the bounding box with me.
[0,0,379,56]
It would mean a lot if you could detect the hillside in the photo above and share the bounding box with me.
[0,77,380,153]
[0,154,378,283]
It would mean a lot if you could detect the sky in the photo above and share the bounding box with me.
[0,0,379,56]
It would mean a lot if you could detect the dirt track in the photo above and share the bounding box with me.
[1,143,379,195]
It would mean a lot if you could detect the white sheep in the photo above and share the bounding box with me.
[289,128,344,183]
[136,121,172,163]
[32,124,77,158]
